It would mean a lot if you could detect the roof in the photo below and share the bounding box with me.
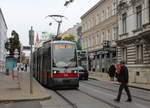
[0,8,8,29]
[52,40,76,44]
[81,0,105,19]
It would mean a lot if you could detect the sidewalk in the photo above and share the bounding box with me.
[0,71,51,103]
[89,71,150,91]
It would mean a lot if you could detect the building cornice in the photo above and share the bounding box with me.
[116,30,150,45]
[81,0,105,19]
[0,8,8,29]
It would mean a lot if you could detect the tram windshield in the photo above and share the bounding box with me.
[53,43,77,68]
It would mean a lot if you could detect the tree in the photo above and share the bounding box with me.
[5,30,21,56]
[63,35,76,42]
[76,43,82,50]
[62,34,82,50]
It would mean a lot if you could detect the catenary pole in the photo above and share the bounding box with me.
[29,26,34,94]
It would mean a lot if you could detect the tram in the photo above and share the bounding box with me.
[32,41,79,89]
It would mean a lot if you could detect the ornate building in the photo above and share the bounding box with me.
[81,0,118,72]
[117,0,150,83]
[0,8,7,72]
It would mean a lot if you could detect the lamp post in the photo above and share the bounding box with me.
[29,26,34,94]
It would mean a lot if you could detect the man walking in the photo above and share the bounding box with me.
[114,61,132,102]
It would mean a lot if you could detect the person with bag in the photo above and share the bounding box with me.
[114,60,132,102]
[115,64,121,81]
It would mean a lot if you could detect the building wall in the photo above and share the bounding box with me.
[64,23,81,41]
[81,0,118,72]
[117,0,150,83]
[0,8,7,72]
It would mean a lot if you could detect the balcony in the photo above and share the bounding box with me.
[130,0,141,6]
[117,1,128,13]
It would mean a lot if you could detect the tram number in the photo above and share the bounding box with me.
[64,74,68,77]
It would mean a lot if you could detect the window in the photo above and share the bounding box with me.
[96,14,99,25]
[107,7,110,18]
[122,13,127,34]
[112,26,116,40]
[107,29,110,41]
[136,5,142,29]
[122,48,127,63]
[96,34,99,46]
[102,32,105,42]
[102,10,105,21]
[136,45,143,64]
[86,38,88,49]
[113,1,116,15]
[88,37,90,48]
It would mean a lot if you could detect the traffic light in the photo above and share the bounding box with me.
[103,40,110,48]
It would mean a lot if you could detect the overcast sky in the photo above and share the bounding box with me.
[0,0,100,46]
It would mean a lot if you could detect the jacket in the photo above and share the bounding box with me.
[118,65,129,83]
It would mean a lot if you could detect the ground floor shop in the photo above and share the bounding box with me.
[88,47,116,72]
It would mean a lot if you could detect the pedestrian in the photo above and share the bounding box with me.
[114,60,132,102]
[20,63,24,71]
[108,64,116,81]
[25,63,28,71]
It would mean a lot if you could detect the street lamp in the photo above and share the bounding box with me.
[29,26,34,94]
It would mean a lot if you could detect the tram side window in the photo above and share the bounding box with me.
[43,51,47,73]
[47,48,51,72]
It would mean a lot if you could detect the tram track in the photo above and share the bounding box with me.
[54,90,78,108]
[77,89,120,108]
[81,81,150,102]
[55,89,120,108]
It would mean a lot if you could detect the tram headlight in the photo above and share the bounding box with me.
[74,70,77,73]
[72,70,77,74]
[53,70,59,74]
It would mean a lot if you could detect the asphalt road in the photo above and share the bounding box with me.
[0,79,150,108]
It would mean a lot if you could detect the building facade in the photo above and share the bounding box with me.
[81,0,118,72]
[0,8,7,72]
[64,23,82,41]
[117,0,150,83]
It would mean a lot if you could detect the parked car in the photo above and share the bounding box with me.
[78,66,89,80]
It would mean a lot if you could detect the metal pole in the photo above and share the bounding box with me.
[29,26,34,94]
[17,47,21,89]
[30,44,33,94]
[56,21,62,38]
